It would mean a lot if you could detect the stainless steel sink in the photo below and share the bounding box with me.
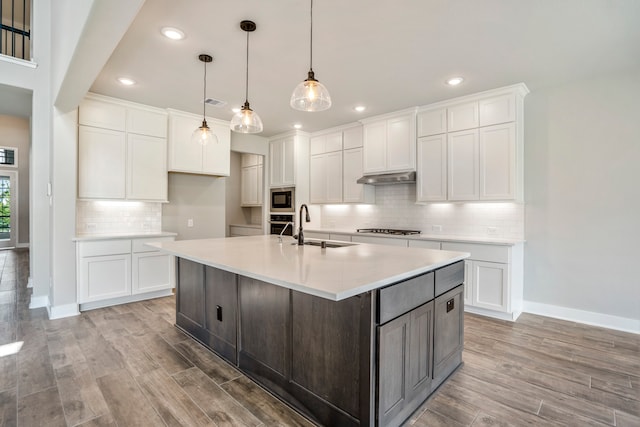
[302,240,355,248]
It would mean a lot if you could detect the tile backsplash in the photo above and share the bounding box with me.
[76,201,162,235]
[320,184,524,239]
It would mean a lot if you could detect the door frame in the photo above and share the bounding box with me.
[0,170,19,249]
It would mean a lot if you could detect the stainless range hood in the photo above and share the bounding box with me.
[356,171,416,185]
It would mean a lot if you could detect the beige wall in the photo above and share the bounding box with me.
[0,115,30,245]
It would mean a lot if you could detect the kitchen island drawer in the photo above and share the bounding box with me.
[379,272,434,324]
[435,261,464,296]
[79,239,131,257]
[441,242,509,263]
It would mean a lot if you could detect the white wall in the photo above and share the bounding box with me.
[162,173,226,240]
[524,70,640,327]
[0,115,30,245]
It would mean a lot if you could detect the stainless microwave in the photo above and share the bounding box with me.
[270,188,295,212]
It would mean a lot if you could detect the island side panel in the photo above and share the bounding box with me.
[204,266,238,364]
[176,258,207,343]
[238,276,291,380]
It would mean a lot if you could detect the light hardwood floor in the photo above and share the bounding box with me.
[0,249,638,426]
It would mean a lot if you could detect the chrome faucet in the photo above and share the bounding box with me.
[297,204,310,245]
[278,222,294,243]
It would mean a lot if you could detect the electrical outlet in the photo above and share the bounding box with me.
[187,219,194,228]
[487,227,498,235]
[432,225,442,233]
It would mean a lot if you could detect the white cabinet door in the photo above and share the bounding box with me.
[202,121,231,176]
[168,113,203,173]
[417,135,447,202]
[479,123,516,200]
[325,132,343,153]
[363,121,387,173]
[386,114,415,172]
[343,147,374,203]
[241,165,259,206]
[127,107,167,138]
[417,108,446,137]
[325,151,343,203]
[448,129,479,201]
[342,125,363,150]
[282,137,296,186]
[78,126,126,199]
[270,139,283,186]
[309,154,326,204]
[127,134,167,201]
[447,102,479,132]
[479,94,516,127]
[257,164,264,205]
[241,153,259,168]
[79,98,126,131]
[310,135,325,156]
[472,261,508,312]
[132,252,173,295]
[270,137,296,187]
[80,254,131,303]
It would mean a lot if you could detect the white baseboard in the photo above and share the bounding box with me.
[27,276,33,288]
[29,294,49,309]
[464,305,521,322]
[16,243,30,249]
[523,301,640,335]
[48,303,80,319]
[79,289,173,311]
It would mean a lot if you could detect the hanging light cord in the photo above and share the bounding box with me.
[202,58,207,120]
[309,0,314,71]
[245,30,250,104]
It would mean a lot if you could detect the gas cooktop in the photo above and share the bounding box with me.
[356,228,421,236]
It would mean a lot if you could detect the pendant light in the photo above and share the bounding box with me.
[230,20,263,134]
[191,54,218,145]
[290,0,331,112]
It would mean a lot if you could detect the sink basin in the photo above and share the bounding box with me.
[303,240,355,248]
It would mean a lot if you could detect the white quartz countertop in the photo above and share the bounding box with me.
[306,228,524,245]
[73,231,177,241]
[148,235,469,301]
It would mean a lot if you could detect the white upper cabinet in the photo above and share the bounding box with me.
[448,129,479,201]
[78,126,127,199]
[417,108,447,137]
[168,110,230,176]
[310,132,342,155]
[479,93,516,127]
[416,134,447,202]
[270,136,296,187]
[416,83,528,203]
[78,94,168,201]
[342,125,363,150]
[343,147,375,204]
[79,98,126,131]
[241,153,263,207]
[362,109,416,174]
[447,102,479,132]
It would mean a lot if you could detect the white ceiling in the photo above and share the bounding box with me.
[8,0,640,137]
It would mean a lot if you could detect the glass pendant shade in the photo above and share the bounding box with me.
[230,101,263,133]
[191,120,217,145]
[290,70,332,112]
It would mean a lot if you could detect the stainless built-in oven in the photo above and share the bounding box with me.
[270,214,294,236]
[270,188,295,212]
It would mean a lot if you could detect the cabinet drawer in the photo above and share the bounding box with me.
[132,236,175,253]
[435,261,464,296]
[379,272,434,324]
[79,239,131,257]
[441,242,509,263]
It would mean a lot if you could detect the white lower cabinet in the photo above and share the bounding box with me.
[78,236,175,309]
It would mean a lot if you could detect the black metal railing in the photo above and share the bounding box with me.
[1,0,31,60]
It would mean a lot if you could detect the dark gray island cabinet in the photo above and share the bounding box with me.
[175,257,464,427]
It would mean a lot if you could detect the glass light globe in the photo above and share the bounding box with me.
[191,120,218,145]
[290,70,332,112]
[230,102,263,133]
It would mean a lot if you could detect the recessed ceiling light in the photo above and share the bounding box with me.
[161,27,185,40]
[117,77,136,86]
[354,105,366,112]
[446,77,464,86]
[293,123,302,129]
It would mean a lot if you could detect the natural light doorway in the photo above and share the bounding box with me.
[0,171,17,248]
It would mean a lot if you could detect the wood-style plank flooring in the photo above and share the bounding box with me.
[1,249,638,426]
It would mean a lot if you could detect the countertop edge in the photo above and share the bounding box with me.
[73,231,178,241]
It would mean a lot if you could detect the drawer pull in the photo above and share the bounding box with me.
[446,298,455,313]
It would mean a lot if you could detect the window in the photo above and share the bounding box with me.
[0,148,17,167]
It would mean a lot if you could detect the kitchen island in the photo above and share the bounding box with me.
[149,235,469,427]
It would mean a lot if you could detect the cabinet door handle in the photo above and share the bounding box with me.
[446,298,454,313]
[216,305,223,321]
